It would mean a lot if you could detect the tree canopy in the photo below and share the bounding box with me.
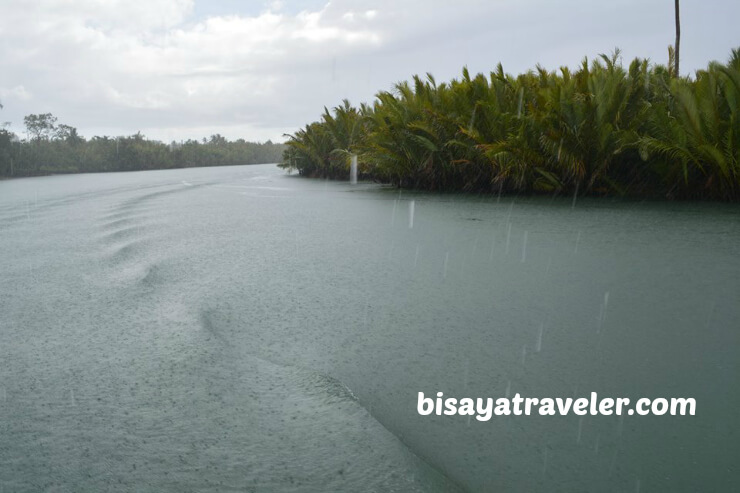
[0,113,285,178]
[281,49,740,201]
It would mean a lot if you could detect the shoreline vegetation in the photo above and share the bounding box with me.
[280,49,740,201]
[0,117,285,178]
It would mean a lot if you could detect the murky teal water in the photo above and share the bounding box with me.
[0,164,738,492]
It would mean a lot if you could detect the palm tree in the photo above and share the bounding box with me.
[321,99,364,178]
[286,48,739,200]
[640,50,740,199]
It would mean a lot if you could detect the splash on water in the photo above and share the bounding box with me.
[350,154,358,185]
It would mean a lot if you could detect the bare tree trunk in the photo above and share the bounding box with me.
[674,0,681,76]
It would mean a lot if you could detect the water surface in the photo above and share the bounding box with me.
[1,164,738,491]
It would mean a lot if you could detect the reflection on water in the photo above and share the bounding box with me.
[0,164,738,492]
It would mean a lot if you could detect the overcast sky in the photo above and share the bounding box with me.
[0,0,738,143]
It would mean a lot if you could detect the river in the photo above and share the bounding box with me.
[0,164,737,492]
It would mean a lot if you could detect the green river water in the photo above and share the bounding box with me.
[0,164,737,492]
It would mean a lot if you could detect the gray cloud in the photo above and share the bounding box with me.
[0,0,737,142]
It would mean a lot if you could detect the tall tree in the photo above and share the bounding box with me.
[24,113,58,141]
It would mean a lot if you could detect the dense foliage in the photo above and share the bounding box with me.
[281,49,740,201]
[0,113,285,177]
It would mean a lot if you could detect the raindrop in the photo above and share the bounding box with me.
[609,448,619,475]
[536,323,544,352]
[599,291,610,331]
[443,252,449,279]
[572,182,579,209]
[705,301,716,330]
[574,230,581,253]
[505,380,511,399]
[505,223,512,254]
[517,87,524,118]
[542,447,548,474]
[391,199,398,227]
[521,230,528,263]
[413,245,420,268]
[467,104,478,134]
[557,138,563,162]
[408,200,415,229]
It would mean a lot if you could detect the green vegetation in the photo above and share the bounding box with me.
[0,111,285,178]
[281,49,740,201]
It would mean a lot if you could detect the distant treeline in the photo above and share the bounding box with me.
[280,49,740,201]
[0,113,285,177]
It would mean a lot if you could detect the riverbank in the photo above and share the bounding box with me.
[0,130,285,179]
